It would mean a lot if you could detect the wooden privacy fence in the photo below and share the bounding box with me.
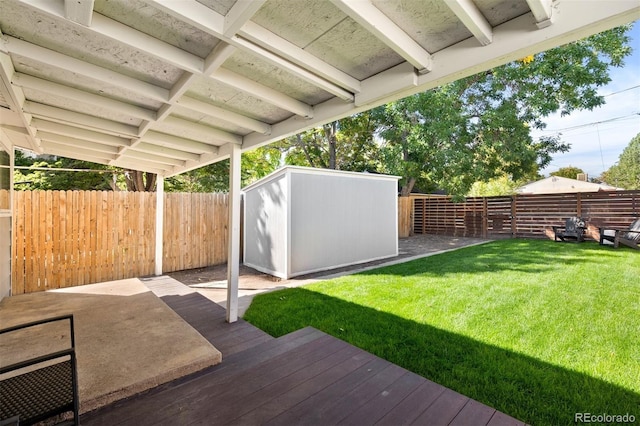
[410,190,640,239]
[11,191,229,294]
[163,192,228,273]
[398,197,412,238]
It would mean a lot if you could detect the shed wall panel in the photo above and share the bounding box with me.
[289,172,397,277]
[243,173,288,277]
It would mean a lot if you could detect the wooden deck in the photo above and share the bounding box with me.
[80,277,525,426]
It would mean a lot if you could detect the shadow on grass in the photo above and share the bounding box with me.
[244,287,640,425]
[358,239,633,278]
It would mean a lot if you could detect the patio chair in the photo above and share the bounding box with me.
[552,217,586,242]
[599,218,640,249]
[0,314,79,426]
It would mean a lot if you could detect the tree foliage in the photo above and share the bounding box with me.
[601,132,640,189]
[281,113,379,172]
[165,145,282,192]
[372,25,631,196]
[467,174,539,197]
[550,166,585,180]
[14,150,116,191]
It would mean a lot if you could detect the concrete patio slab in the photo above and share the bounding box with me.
[0,278,222,414]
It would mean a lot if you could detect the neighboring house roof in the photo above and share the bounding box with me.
[516,176,623,194]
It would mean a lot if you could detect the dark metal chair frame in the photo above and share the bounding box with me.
[552,217,586,243]
[0,314,79,426]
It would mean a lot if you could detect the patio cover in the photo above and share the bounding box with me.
[1,0,639,321]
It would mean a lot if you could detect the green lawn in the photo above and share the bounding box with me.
[244,239,640,425]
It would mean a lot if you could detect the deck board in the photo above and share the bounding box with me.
[264,357,391,425]
[337,370,426,425]
[411,388,471,425]
[375,379,447,425]
[81,276,524,426]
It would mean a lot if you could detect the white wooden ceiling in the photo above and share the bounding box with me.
[0,0,638,176]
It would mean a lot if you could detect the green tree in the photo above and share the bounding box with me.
[282,113,379,172]
[14,150,116,190]
[165,145,282,192]
[467,173,540,197]
[371,25,631,197]
[550,166,585,180]
[601,132,640,189]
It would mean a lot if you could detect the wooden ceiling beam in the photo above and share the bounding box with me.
[135,142,201,162]
[111,158,173,175]
[444,0,493,46]
[24,101,139,137]
[329,0,432,74]
[64,0,94,27]
[177,96,271,135]
[4,37,169,102]
[526,0,554,28]
[142,131,219,154]
[0,46,41,152]
[32,119,132,147]
[38,131,119,154]
[223,0,266,36]
[124,149,186,167]
[13,73,156,121]
[212,69,313,118]
[161,116,242,145]
[41,140,116,161]
[231,33,355,101]
[151,0,355,104]
[19,0,203,73]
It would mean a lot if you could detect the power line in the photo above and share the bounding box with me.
[14,166,118,173]
[540,113,640,133]
[603,84,640,97]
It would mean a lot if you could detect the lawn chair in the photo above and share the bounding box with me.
[599,218,640,249]
[553,217,586,242]
[0,314,79,426]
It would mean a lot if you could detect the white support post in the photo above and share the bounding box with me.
[226,143,241,323]
[154,176,164,276]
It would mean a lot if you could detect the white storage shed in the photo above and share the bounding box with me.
[243,166,399,279]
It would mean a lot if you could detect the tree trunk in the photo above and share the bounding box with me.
[400,177,416,197]
[324,122,338,169]
[399,130,416,196]
[144,173,157,192]
[125,170,157,191]
[296,134,316,168]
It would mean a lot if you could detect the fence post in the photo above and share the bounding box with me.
[511,195,517,238]
[576,192,582,218]
[398,197,412,238]
[482,198,488,238]
[155,177,164,276]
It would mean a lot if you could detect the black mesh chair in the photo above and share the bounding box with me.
[0,315,79,426]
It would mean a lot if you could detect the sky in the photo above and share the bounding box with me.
[535,20,640,179]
